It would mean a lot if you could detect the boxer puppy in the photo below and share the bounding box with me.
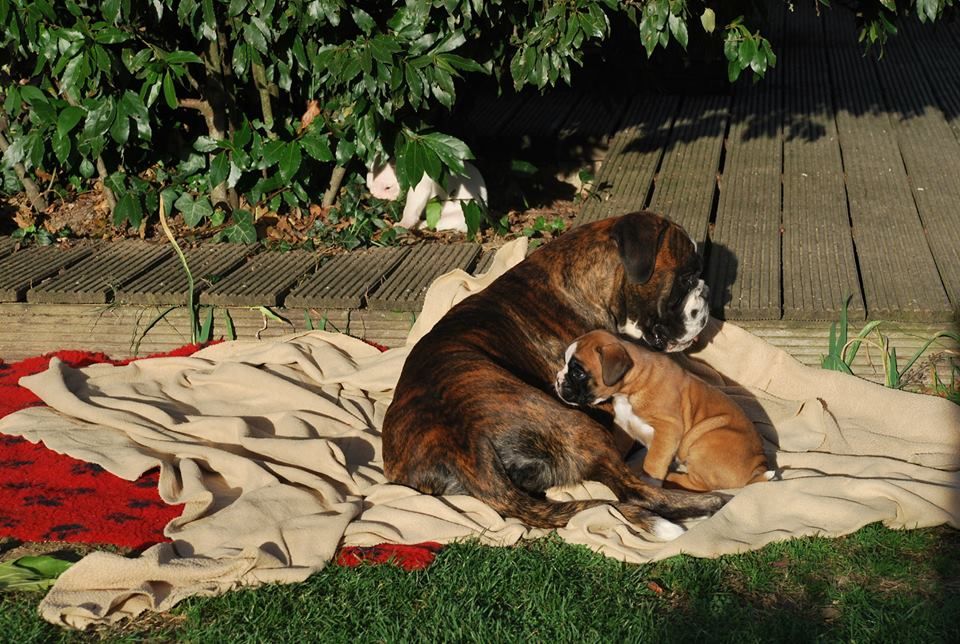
[382,212,727,539]
[556,329,772,492]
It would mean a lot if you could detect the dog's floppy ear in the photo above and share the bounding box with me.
[597,342,633,387]
[611,212,669,284]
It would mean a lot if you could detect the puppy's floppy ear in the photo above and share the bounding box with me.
[597,342,633,387]
[611,212,669,284]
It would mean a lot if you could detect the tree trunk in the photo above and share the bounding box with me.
[206,27,239,209]
[322,166,347,207]
[0,123,47,213]
[180,98,229,208]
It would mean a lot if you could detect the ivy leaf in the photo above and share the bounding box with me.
[223,209,257,243]
[160,187,178,217]
[113,193,143,228]
[175,192,213,227]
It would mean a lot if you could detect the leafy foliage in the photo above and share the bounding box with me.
[1,1,955,246]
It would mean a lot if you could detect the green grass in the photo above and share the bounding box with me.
[3,523,959,642]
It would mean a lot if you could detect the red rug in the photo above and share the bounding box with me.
[0,344,441,569]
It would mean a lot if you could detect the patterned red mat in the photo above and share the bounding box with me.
[0,344,440,568]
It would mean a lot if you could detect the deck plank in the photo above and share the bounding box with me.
[285,246,410,309]
[116,244,253,305]
[366,243,480,311]
[577,94,679,225]
[823,8,952,321]
[0,242,98,302]
[0,236,16,257]
[647,94,729,249]
[199,250,320,307]
[877,22,960,312]
[780,3,865,321]
[556,94,629,160]
[705,82,782,320]
[26,241,169,304]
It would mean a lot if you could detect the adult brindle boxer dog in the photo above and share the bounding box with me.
[382,211,728,538]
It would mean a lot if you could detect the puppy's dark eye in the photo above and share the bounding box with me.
[568,362,588,382]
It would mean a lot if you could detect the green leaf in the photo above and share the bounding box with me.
[278,142,303,181]
[61,54,90,99]
[421,132,473,174]
[52,129,71,163]
[738,38,758,67]
[668,13,688,49]
[162,71,178,109]
[164,50,203,65]
[301,132,334,162]
[0,556,73,592]
[222,308,236,340]
[399,138,426,190]
[700,8,716,33]
[244,22,268,54]
[335,139,356,166]
[110,100,130,144]
[727,58,743,83]
[101,0,121,23]
[57,106,85,136]
[209,152,229,188]
[352,7,375,34]
[19,85,47,105]
[425,200,442,229]
[121,91,151,140]
[82,98,114,140]
[199,306,215,342]
[79,157,95,178]
[262,139,286,167]
[463,200,483,241]
[887,346,899,388]
[176,193,213,227]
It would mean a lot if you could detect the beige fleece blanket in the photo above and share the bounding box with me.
[2,238,959,629]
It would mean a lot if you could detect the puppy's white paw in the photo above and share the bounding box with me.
[651,517,686,541]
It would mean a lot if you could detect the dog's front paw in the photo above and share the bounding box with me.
[639,473,663,488]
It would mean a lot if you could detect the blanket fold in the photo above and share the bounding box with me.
[1,237,957,629]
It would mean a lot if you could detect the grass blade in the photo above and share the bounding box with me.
[199,306,215,343]
[222,308,236,341]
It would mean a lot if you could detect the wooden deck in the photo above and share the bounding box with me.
[0,4,957,381]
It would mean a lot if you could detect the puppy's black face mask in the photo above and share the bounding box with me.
[555,357,596,406]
